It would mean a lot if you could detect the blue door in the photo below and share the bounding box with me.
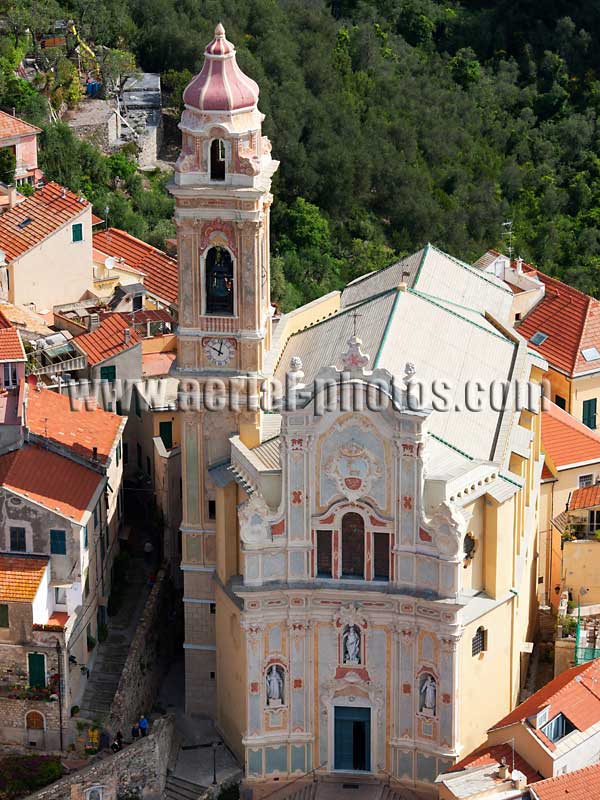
[334,706,371,771]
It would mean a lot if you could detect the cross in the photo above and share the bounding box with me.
[350,310,362,338]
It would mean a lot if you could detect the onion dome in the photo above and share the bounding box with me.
[183,23,260,112]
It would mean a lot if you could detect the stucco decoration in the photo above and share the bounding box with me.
[320,671,385,721]
[430,501,467,560]
[418,673,437,717]
[323,440,383,502]
[239,494,271,547]
[341,335,370,372]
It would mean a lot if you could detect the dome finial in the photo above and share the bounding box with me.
[215,22,225,37]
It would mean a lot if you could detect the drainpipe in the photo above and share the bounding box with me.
[55,638,64,751]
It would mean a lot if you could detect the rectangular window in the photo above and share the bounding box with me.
[555,395,567,410]
[0,604,8,628]
[316,530,332,578]
[72,222,83,243]
[83,568,89,599]
[93,507,98,528]
[9,527,26,552]
[123,442,129,464]
[472,627,487,656]
[159,420,173,449]
[100,364,116,383]
[132,294,143,312]
[579,474,594,489]
[83,525,88,549]
[54,587,67,605]
[3,363,17,388]
[373,533,390,580]
[210,602,216,614]
[134,389,141,418]
[583,398,597,430]
[208,499,216,520]
[50,529,66,555]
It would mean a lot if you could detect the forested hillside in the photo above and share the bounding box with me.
[2,1,600,309]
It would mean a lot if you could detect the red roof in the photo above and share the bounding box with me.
[490,660,600,751]
[0,554,48,602]
[0,182,88,263]
[0,109,41,140]
[26,384,122,465]
[517,270,600,376]
[142,351,176,377]
[93,228,178,306]
[0,444,103,522]
[74,313,141,366]
[542,400,600,469]
[451,743,541,785]
[569,484,600,511]
[531,761,600,800]
[0,312,25,362]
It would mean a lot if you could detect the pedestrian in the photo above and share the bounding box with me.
[143,540,154,565]
[139,715,149,737]
[131,721,140,740]
[116,730,123,750]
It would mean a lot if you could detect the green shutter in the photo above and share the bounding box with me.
[159,421,173,449]
[28,653,46,688]
[100,364,116,382]
[50,529,66,555]
[583,398,597,429]
[0,604,8,628]
[72,223,83,242]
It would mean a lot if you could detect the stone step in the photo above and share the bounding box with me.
[164,775,206,800]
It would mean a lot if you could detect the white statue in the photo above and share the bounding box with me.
[343,626,361,664]
[266,665,283,705]
[419,674,437,716]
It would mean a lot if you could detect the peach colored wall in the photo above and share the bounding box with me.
[16,135,38,172]
[141,334,177,354]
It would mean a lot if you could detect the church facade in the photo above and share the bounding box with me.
[172,26,546,798]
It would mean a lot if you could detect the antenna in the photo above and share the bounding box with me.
[104,256,116,271]
[502,220,513,261]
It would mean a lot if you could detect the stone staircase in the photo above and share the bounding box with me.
[78,557,150,724]
[268,776,424,800]
[164,775,206,800]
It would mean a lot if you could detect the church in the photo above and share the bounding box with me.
[170,24,545,798]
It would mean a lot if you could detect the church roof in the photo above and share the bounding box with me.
[183,24,260,113]
[274,257,524,465]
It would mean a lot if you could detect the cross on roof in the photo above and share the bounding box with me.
[350,309,362,338]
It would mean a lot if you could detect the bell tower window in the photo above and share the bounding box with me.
[205,246,234,315]
[341,512,365,579]
[210,139,226,181]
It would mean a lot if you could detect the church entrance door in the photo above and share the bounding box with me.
[334,706,371,771]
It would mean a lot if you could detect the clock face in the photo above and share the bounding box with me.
[203,337,236,367]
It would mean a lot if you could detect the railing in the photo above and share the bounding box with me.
[575,645,600,665]
[258,762,327,800]
[197,315,238,333]
[29,353,87,376]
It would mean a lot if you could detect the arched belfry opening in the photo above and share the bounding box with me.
[210,139,226,181]
[341,512,365,579]
[205,246,234,315]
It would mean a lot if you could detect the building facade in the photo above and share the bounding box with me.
[176,26,545,797]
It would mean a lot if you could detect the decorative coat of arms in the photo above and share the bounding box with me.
[324,441,382,500]
[238,493,271,546]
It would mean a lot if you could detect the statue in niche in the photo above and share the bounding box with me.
[419,674,437,717]
[343,625,361,665]
[266,665,284,706]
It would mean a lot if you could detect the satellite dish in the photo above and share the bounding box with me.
[104,256,116,271]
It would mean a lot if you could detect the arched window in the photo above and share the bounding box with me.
[341,512,365,579]
[210,139,226,181]
[472,626,487,656]
[205,247,234,315]
[26,711,44,730]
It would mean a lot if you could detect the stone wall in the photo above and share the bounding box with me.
[0,696,61,749]
[24,714,174,800]
[107,568,175,734]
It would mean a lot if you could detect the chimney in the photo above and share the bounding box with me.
[88,313,100,331]
[92,446,98,462]
[123,328,130,344]
[516,256,523,275]
[498,758,509,780]
[511,770,527,791]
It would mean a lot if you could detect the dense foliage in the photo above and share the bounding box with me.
[0,755,62,798]
[3,1,600,307]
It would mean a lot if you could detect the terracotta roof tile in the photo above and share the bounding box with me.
[569,484,600,511]
[517,271,600,376]
[93,228,178,306]
[74,313,141,366]
[0,554,48,602]
[0,444,103,522]
[0,109,41,140]
[26,384,122,464]
[0,312,25,362]
[531,761,600,800]
[542,400,600,469]
[451,743,541,785]
[490,660,600,750]
[0,182,88,263]
[142,351,176,377]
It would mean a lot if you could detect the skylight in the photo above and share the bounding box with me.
[17,217,33,229]
[582,347,600,362]
[530,331,548,346]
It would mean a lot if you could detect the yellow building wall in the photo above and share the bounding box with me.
[545,369,573,413]
[569,372,600,426]
[141,334,177,354]
[215,582,247,763]
[462,499,484,592]
[562,540,600,604]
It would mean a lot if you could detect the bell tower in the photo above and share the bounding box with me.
[171,23,279,716]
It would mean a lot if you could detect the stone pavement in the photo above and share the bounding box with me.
[158,656,242,789]
[78,557,153,724]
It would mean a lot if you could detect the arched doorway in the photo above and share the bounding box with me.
[205,247,234,315]
[210,139,226,181]
[341,512,365,579]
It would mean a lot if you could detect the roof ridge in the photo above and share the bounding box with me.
[409,288,512,343]
[343,248,423,291]
[424,244,513,295]
[97,227,173,259]
[544,399,600,443]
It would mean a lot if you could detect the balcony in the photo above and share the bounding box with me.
[28,343,87,376]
